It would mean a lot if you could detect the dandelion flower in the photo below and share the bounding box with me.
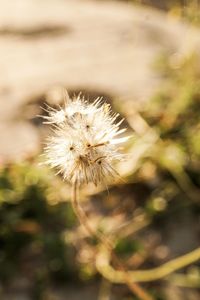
[42,92,129,185]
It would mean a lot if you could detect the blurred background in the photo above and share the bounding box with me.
[0,0,200,299]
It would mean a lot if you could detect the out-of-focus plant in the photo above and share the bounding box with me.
[106,50,200,293]
[169,0,200,26]
[145,52,200,193]
[129,0,200,26]
[0,161,79,296]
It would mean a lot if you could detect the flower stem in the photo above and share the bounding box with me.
[72,181,154,300]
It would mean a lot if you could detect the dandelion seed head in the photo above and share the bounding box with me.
[42,91,129,185]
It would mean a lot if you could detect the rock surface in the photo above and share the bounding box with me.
[0,0,200,160]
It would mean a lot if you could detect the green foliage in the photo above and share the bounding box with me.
[115,238,143,257]
[0,162,77,285]
[144,53,200,184]
[169,1,200,27]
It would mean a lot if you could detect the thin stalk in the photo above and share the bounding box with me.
[96,245,200,283]
[72,181,154,300]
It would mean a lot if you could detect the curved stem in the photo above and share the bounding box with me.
[96,245,200,283]
[72,181,154,300]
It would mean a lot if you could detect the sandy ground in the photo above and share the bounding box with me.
[1,0,200,160]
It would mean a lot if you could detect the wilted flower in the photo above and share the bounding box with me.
[42,92,129,185]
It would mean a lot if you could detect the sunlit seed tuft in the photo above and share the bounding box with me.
[42,90,129,185]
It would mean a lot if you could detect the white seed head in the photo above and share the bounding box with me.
[42,91,129,185]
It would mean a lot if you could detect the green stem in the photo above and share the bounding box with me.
[96,245,200,283]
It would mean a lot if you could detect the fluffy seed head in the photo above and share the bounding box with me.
[42,92,129,186]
